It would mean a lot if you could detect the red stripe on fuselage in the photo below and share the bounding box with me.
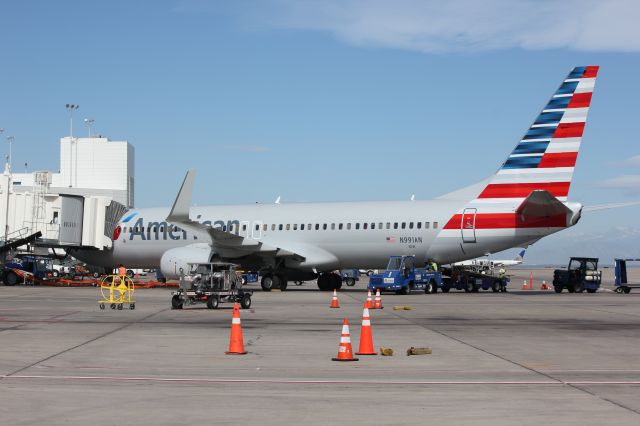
[567,92,592,108]
[478,182,570,198]
[444,213,567,230]
[553,122,584,138]
[538,152,578,168]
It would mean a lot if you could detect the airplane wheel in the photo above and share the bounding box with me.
[261,274,276,291]
[624,287,631,294]
[615,287,624,293]
[171,296,183,309]
[278,275,288,291]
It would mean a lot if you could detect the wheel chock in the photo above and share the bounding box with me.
[406,347,432,356]
[379,347,394,356]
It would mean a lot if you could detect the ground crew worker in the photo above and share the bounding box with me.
[430,259,438,272]
[498,267,506,279]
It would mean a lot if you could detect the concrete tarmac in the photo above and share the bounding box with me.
[1,272,639,425]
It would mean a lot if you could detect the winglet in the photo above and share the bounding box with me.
[167,170,196,222]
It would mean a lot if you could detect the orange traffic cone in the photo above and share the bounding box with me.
[373,288,383,309]
[365,290,374,309]
[330,289,340,308]
[529,272,534,290]
[522,280,528,290]
[541,280,549,290]
[225,303,247,355]
[356,307,377,355]
[332,318,359,362]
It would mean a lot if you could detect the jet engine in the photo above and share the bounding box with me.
[159,244,213,279]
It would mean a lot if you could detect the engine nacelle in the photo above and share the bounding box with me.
[160,244,213,279]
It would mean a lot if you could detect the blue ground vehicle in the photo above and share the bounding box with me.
[2,255,59,286]
[368,256,442,294]
[552,257,601,293]
[614,258,640,294]
[241,272,259,285]
[341,269,360,286]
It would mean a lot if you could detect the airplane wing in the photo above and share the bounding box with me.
[165,171,305,261]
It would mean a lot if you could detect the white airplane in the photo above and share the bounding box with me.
[73,66,599,291]
[454,249,526,268]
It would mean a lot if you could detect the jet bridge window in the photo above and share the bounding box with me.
[434,222,438,229]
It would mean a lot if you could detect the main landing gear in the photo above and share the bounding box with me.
[317,273,342,291]
[260,273,288,291]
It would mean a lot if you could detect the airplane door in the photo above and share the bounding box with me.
[252,221,262,239]
[461,208,477,243]
[241,221,250,238]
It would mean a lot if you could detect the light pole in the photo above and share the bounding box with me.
[6,136,14,172]
[84,118,94,137]
[65,104,79,187]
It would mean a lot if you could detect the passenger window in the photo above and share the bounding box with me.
[386,222,390,229]
[286,224,291,230]
[307,223,311,230]
[279,224,283,231]
[315,224,319,230]
[401,222,406,229]
[264,224,268,231]
[242,224,247,231]
[255,224,259,231]
[293,224,298,230]
[339,223,343,230]
[371,223,375,229]
[378,222,383,229]
[409,222,414,229]
[417,222,422,229]
[394,222,398,229]
[363,223,368,230]
[323,224,327,230]
[356,223,360,230]
[331,223,335,230]
[347,223,351,230]
[425,222,430,229]
[434,222,438,229]
[301,224,305,230]
[271,224,276,231]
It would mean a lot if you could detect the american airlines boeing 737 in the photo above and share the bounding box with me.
[73,66,599,291]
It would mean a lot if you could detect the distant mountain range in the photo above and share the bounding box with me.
[491,227,640,266]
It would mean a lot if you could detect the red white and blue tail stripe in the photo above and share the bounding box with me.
[478,66,598,202]
[443,66,598,238]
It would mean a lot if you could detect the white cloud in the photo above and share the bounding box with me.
[614,155,640,167]
[216,0,640,53]
[598,175,640,194]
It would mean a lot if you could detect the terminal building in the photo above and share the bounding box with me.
[0,136,133,252]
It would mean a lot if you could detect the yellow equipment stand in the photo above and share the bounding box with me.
[99,275,136,310]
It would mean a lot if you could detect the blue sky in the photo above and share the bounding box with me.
[1,0,639,262]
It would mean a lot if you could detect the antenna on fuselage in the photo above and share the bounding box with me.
[275,196,281,204]
[410,194,415,201]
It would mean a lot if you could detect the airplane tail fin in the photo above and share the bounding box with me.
[477,66,598,202]
[515,249,526,262]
